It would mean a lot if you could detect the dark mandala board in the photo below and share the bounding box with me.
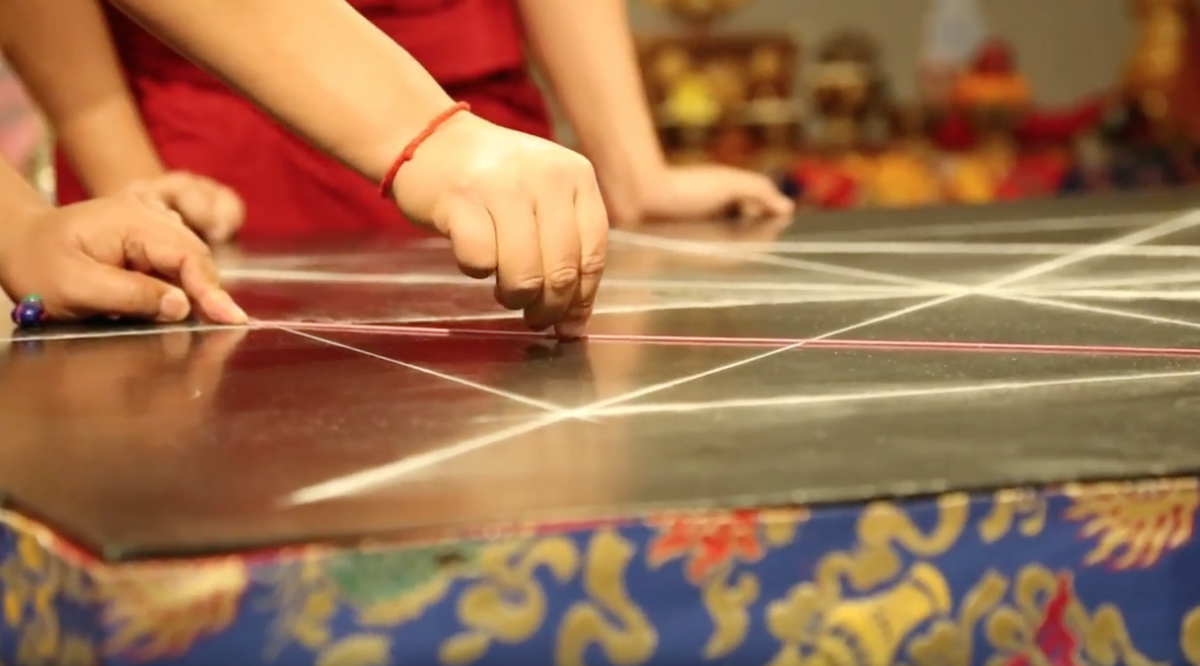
[3,190,1200,561]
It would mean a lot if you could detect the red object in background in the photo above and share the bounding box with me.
[994,151,1071,200]
[793,160,860,209]
[931,38,1110,152]
[932,96,1110,152]
[55,0,552,242]
[972,38,1016,75]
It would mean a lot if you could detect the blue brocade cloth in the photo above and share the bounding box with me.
[2,477,1199,666]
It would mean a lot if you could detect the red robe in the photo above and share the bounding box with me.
[55,0,553,241]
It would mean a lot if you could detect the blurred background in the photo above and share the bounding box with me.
[3,0,1197,212]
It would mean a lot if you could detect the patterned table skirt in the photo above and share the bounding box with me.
[2,477,1199,666]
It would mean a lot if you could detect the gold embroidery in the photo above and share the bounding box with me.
[700,566,758,659]
[439,537,577,665]
[816,494,970,592]
[767,562,952,666]
[556,529,656,666]
[1064,478,1200,569]
[646,508,807,658]
[908,571,1008,666]
[0,530,96,666]
[766,497,968,666]
[984,565,1161,666]
[261,554,340,659]
[1181,605,1200,665]
[314,634,392,666]
[978,489,1048,544]
[99,559,248,661]
[762,508,810,547]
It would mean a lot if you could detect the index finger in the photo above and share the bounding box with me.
[124,222,248,324]
[560,175,608,338]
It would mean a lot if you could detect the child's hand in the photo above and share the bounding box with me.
[636,165,795,223]
[0,193,247,324]
[126,171,245,244]
[389,113,607,338]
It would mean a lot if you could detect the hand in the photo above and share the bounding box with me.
[127,171,245,244]
[0,193,248,324]
[390,113,607,338]
[634,165,795,224]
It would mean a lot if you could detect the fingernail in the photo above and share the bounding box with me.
[159,289,191,322]
[213,290,248,324]
[557,310,589,339]
[557,321,585,339]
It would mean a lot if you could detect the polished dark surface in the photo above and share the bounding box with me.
[5,191,1200,560]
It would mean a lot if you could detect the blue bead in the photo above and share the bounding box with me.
[14,301,43,327]
[774,173,802,199]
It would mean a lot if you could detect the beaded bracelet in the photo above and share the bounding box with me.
[10,295,45,328]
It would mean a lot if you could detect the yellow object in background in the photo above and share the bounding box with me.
[869,151,943,207]
[944,154,1010,204]
[665,73,722,127]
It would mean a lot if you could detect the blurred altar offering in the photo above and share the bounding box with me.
[869,102,943,208]
[637,0,803,181]
[941,39,1065,203]
[632,0,1200,214]
[1119,0,1200,144]
[791,29,890,210]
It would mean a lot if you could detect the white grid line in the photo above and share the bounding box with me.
[284,328,595,422]
[286,209,1200,504]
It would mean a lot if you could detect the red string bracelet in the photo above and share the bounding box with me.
[377,101,471,197]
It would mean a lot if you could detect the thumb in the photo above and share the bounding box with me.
[63,261,192,323]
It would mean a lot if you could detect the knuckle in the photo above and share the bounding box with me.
[118,189,149,205]
[522,157,572,191]
[511,274,545,295]
[167,224,213,257]
[190,236,215,260]
[580,253,606,278]
[569,154,597,180]
[470,172,516,200]
[545,265,580,292]
[542,157,573,183]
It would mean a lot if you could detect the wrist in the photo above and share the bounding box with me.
[355,91,458,185]
[0,201,50,298]
[594,158,668,226]
[0,198,48,237]
[380,102,472,202]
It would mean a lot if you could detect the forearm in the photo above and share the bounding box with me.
[516,0,666,218]
[0,161,51,250]
[108,0,455,183]
[54,102,165,195]
[1,0,165,196]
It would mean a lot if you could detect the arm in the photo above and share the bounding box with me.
[104,0,456,185]
[514,0,666,222]
[0,160,51,249]
[0,0,166,196]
